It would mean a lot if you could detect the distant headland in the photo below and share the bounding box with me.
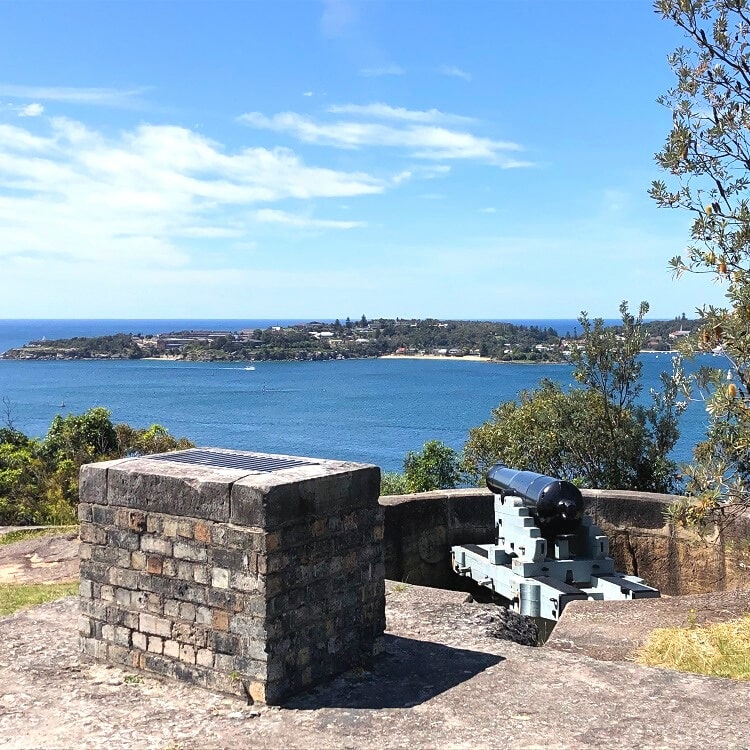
[0,316,698,363]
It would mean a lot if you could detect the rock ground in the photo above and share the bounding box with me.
[1,530,749,749]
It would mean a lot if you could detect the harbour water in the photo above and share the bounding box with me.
[0,319,709,473]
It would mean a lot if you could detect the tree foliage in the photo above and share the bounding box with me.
[464,303,684,492]
[379,440,463,495]
[403,440,462,493]
[0,408,193,525]
[651,0,750,523]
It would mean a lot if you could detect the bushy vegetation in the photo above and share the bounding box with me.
[380,440,463,495]
[651,0,750,524]
[463,303,685,492]
[0,407,193,525]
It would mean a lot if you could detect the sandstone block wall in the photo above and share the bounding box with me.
[78,449,385,704]
[381,488,750,596]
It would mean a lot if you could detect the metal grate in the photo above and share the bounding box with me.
[144,449,318,472]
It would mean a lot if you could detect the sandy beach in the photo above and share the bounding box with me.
[379,354,491,362]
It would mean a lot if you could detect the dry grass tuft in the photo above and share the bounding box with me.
[637,614,750,680]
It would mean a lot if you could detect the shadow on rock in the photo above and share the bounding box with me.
[285,633,504,710]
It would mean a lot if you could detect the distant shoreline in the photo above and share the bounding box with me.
[378,354,491,363]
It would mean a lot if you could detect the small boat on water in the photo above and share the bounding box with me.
[244,366,256,371]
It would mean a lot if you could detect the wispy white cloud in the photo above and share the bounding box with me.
[255,208,366,229]
[479,207,497,213]
[18,102,44,117]
[359,65,404,77]
[326,102,473,124]
[0,83,147,109]
[303,91,314,97]
[0,118,383,274]
[440,65,472,82]
[240,109,530,167]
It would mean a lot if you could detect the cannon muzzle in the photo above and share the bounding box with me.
[486,463,584,535]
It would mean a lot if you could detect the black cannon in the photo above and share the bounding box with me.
[486,464,584,538]
[451,463,660,620]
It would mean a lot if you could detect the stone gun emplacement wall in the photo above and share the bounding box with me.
[78,449,385,705]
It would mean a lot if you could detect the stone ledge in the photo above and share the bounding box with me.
[546,588,750,662]
[2,583,750,749]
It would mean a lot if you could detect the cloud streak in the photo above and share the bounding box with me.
[0,83,148,109]
[240,108,530,167]
[326,102,474,124]
[440,65,472,82]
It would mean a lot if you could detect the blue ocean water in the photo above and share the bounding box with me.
[0,319,708,473]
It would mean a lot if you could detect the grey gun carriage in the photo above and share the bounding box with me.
[451,464,660,621]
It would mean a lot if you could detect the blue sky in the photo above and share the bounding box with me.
[0,0,729,319]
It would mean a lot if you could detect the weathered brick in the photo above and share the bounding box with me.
[208,589,239,611]
[231,572,263,594]
[194,521,211,544]
[127,510,147,533]
[173,540,207,562]
[108,568,139,590]
[130,551,146,570]
[91,505,116,526]
[144,653,174,678]
[163,639,180,660]
[212,631,239,655]
[196,648,214,668]
[80,597,109,620]
[230,615,266,639]
[148,636,163,654]
[162,517,178,538]
[171,621,207,647]
[179,644,195,664]
[177,520,194,539]
[146,556,163,575]
[178,602,196,622]
[211,548,245,570]
[114,626,132,648]
[80,523,107,545]
[213,653,235,673]
[115,588,131,608]
[211,567,230,589]
[132,631,148,651]
[108,528,142,551]
[176,562,194,581]
[212,609,230,632]
[141,535,172,556]
[172,581,207,604]
[146,514,161,534]
[234,656,268,681]
[164,599,181,618]
[139,613,172,638]
[80,579,93,599]
[195,606,212,626]
[193,566,210,585]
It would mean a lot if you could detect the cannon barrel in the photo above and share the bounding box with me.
[486,463,584,535]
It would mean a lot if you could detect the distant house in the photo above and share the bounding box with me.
[669,328,692,339]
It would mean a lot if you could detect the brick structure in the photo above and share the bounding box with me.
[78,448,385,704]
